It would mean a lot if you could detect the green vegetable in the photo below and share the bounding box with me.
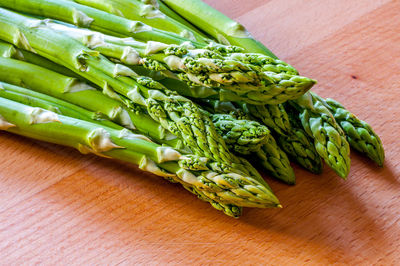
[290,92,351,178]
[313,93,384,166]
[0,80,243,217]
[0,61,244,216]
[0,9,226,162]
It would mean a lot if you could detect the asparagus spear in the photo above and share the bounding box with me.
[160,0,276,57]
[68,0,208,43]
[290,92,351,178]
[36,19,315,105]
[0,0,196,46]
[0,50,252,216]
[313,93,384,166]
[0,96,280,209]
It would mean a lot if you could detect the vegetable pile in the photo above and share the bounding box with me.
[0,0,384,217]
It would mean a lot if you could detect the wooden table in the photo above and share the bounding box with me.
[1,0,399,264]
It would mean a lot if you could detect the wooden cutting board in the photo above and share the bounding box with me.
[0,0,399,264]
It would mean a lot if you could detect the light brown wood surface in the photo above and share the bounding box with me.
[1,1,399,264]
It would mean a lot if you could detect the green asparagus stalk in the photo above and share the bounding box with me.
[67,0,208,43]
[36,19,315,105]
[160,0,276,57]
[0,45,249,217]
[0,10,222,160]
[0,0,197,46]
[290,92,351,178]
[0,50,272,192]
[312,93,384,166]
[0,96,279,209]
[135,62,305,105]
[0,9,274,195]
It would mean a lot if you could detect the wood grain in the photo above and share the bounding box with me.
[1,1,399,264]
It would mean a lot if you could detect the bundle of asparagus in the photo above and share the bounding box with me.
[0,0,384,217]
